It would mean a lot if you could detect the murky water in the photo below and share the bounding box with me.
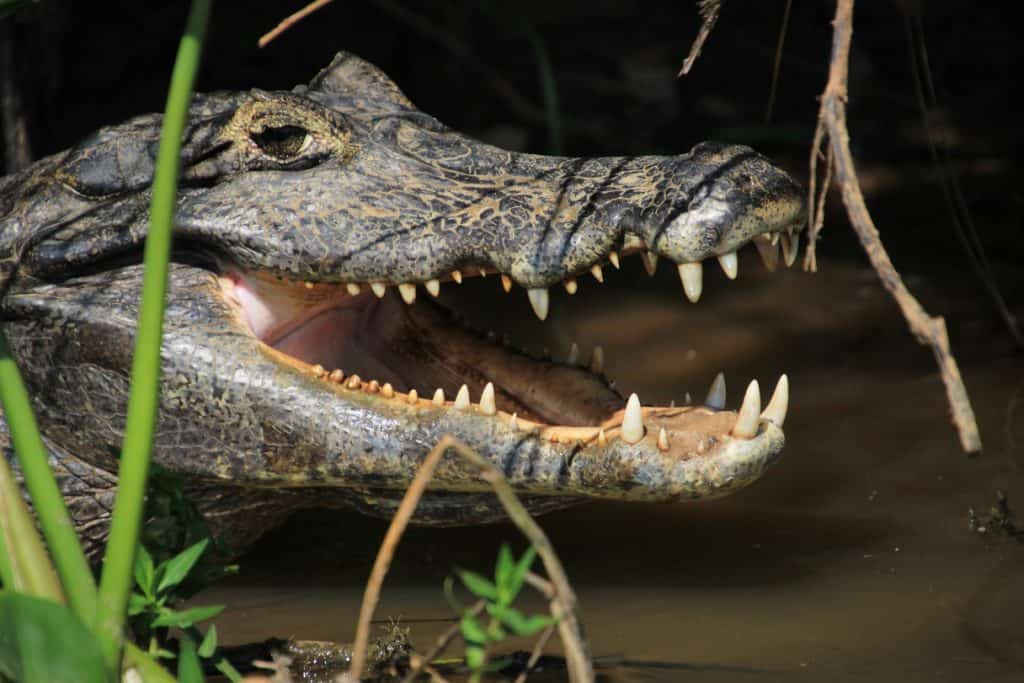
[198,257,1024,681]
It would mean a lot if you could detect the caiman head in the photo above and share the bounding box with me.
[0,53,804,552]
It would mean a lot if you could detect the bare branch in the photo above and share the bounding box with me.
[258,0,334,48]
[810,0,982,453]
[679,0,724,76]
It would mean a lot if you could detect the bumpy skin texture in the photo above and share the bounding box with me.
[0,53,802,557]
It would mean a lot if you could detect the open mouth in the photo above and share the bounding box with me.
[217,231,793,452]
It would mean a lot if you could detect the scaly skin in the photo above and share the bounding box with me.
[0,53,803,558]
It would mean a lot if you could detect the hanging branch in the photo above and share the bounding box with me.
[679,0,724,76]
[806,0,982,453]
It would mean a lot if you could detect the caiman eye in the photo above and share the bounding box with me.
[250,125,312,160]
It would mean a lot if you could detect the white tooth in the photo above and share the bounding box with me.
[621,393,645,444]
[432,388,445,405]
[677,262,703,303]
[591,264,604,283]
[705,372,727,409]
[684,392,692,404]
[782,233,800,267]
[641,251,658,276]
[597,428,607,446]
[346,283,362,296]
[567,342,580,365]
[754,235,779,272]
[425,279,441,297]
[590,346,604,373]
[717,252,738,280]
[760,374,789,427]
[407,388,418,404]
[732,379,762,438]
[454,384,470,410]
[657,427,670,452]
[669,399,676,408]
[451,270,463,284]
[501,274,513,293]
[371,282,387,298]
[510,413,518,430]
[479,382,496,415]
[609,251,621,269]
[478,267,488,278]
[564,278,578,295]
[398,283,416,304]
[382,382,395,398]
[527,288,549,321]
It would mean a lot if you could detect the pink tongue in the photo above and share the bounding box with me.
[229,271,350,344]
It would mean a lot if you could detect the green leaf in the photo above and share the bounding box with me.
[495,543,514,596]
[457,569,499,601]
[176,635,205,683]
[460,613,488,645]
[465,644,486,670]
[150,603,224,628]
[127,592,152,616]
[0,592,106,683]
[156,538,209,594]
[491,605,555,637]
[507,545,537,599]
[197,624,218,658]
[134,544,156,595]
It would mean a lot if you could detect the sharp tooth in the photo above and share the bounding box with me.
[454,384,470,410]
[527,288,549,321]
[760,374,789,427]
[590,346,604,373]
[754,235,780,272]
[501,274,513,293]
[609,251,621,269]
[564,278,578,295]
[705,372,727,409]
[510,413,518,430]
[567,342,580,365]
[425,279,441,297]
[432,388,445,405]
[370,282,387,298]
[381,382,395,398]
[367,380,381,393]
[657,427,670,452]
[717,252,738,280]
[669,399,676,408]
[597,428,607,446]
[621,393,645,444]
[478,267,488,278]
[771,232,780,246]
[479,382,496,415]
[312,364,326,378]
[591,264,604,283]
[328,369,344,383]
[407,389,419,404]
[640,251,658,276]
[782,233,800,267]
[452,270,463,284]
[684,392,692,404]
[398,283,416,304]
[346,283,361,296]
[346,375,362,390]
[677,262,703,303]
[732,379,762,438]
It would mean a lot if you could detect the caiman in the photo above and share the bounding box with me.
[0,53,804,558]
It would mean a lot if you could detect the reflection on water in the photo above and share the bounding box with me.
[198,258,1024,681]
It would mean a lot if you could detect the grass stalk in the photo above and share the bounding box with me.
[0,451,64,601]
[94,0,211,674]
[0,332,94,615]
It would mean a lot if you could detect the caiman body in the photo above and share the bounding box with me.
[0,53,804,557]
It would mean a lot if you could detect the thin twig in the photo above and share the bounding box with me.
[343,435,593,683]
[400,601,485,683]
[679,0,724,76]
[810,0,982,453]
[513,623,557,683]
[258,0,334,48]
[764,0,793,123]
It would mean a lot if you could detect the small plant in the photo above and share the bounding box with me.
[450,544,556,681]
[129,540,241,680]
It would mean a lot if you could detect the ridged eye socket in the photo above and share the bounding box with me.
[250,125,312,160]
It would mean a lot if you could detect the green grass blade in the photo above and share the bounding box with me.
[0,333,95,615]
[95,0,211,675]
[0,453,64,601]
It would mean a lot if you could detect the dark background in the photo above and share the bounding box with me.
[3,0,1022,325]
